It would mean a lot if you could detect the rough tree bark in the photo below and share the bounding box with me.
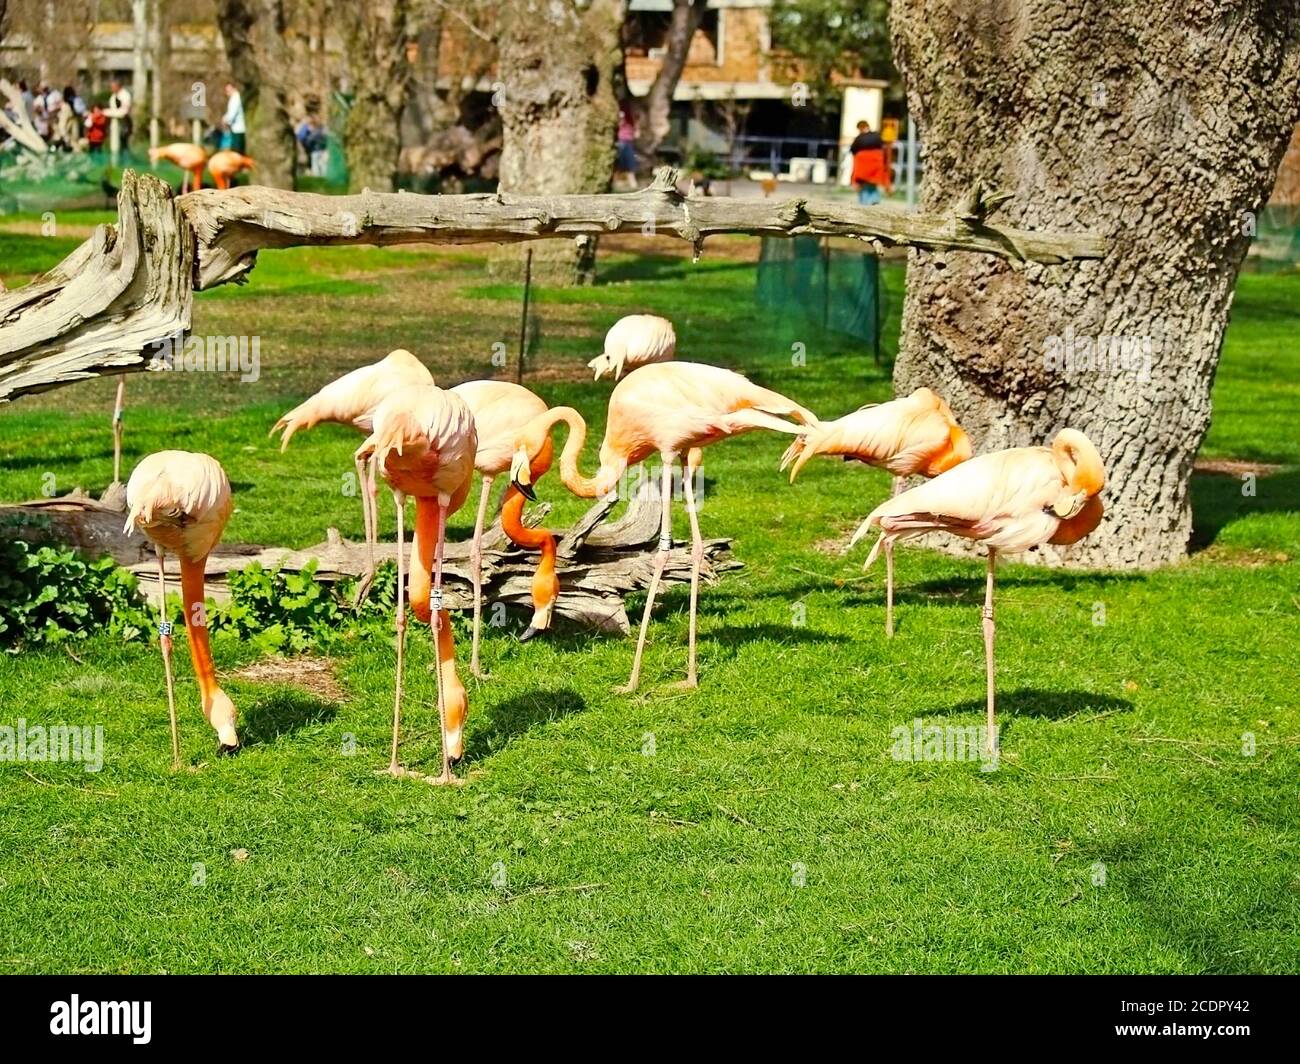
[633,0,706,160]
[891,1,1300,568]
[494,0,627,284]
[0,168,1103,400]
[216,0,297,189]
[338,0,410,193]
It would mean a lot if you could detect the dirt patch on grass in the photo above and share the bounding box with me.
[1194,458,1285,477]
[234,656,345,701]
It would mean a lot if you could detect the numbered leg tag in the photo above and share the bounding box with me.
[158,620,173,637]
[658,534,673,552]
[430,589,444,613]
[114,409,124,424]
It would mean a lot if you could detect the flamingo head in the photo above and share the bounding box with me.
[509,444,536,501]
[204,687,240,753]
[587,350,623,381]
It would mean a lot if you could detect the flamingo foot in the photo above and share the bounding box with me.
[670,676,698,692]
[352,568,376,610]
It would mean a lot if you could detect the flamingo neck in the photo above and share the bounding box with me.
[522,407,624,499]
[179,557,219,700]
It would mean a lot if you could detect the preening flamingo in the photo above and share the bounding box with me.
[207,150,256,190]
[124,450,239,764]
[851,428,1105,752]
[449,380,559,674]
[149,142,206,193]
[272,349,434,602]
[357,384,477,783]
[588,314,676,381]
[511,361,819,692]
[781,386,972,635]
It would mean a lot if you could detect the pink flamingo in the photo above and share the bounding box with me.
[272,349,434,602]
[851,428,1105,751]
[149,142,206,192]
[124,450,239,764]
[781,386,972,635]
[357,384,477,783]
[588,314,676,381]
[449,380,565,673]
[510,361,819,692]
[207,150,256,189]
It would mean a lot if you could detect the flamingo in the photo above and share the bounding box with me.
[850,428,1105,753]
[449,380,560,674]
[124,451,239,765]
[149,142,206,192]
[510,361,819,692]
[207,150,256,190]
[780,386,972,635]
[588,314,676,381]
[357,384,477,783]
[272,349,434,602]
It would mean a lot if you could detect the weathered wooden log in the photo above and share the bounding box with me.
[0,168,1105,402]
[0,482,740,636]
[0,170,193,401]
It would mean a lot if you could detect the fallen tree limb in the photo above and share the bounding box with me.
[0,168,1105,401]
[0,482,740,636]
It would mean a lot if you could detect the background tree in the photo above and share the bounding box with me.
[771,0,893,108]
[495,0,626,283]
[216,0,297,188]
[890,1,1300,568]
[631,0,705,159]
[336,0,410,193]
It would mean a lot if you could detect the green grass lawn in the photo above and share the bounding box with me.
[1,224,1298,973]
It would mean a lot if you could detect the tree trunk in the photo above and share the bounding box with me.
[634,0,705,159]
[890,1,1300,569]
[216,0,297,189]
[494,0,627,284]
[339,0,410,193]
[406,2,447,141]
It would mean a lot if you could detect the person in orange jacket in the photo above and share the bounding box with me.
[849,120,892,205]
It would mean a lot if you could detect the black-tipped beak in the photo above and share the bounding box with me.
[513,479,537,502]
[217,742,242,757]
[519,625,541,643]
[448,754,462,768]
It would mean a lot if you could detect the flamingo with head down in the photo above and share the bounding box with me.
[781,386,972,635]
[510,361,819,692]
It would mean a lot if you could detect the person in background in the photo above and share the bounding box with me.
[296,114,328,177]
[105,78,134,155]
[614,102,638,191]
[18,80,34,121]
[223,82,246,154]
[849,120,892,205]
[64,85,87,119]
[85,104,108,154]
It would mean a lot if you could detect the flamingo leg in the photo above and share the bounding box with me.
[675,449,704,689]
[387,491,407,776]
[352,451,377,608]
[469,474,494,678]
[111,376,126,485]
[429,493,461,785]
[885,540,895,638]
[619,458,674,694]
[983,549,998,755]
[155,548,180,770]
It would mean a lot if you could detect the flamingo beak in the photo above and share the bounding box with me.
[510,445,536,501]
[587,354,609,381]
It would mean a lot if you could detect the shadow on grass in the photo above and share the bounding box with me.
[469,686,587,762]
[1190,465,1300,550]
[240,688,338,746]
[940,687,1134,723]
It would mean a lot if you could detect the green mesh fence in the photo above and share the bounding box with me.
[1245,205,1300,274]
[0,149,121,214]
[755,236,885,361]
